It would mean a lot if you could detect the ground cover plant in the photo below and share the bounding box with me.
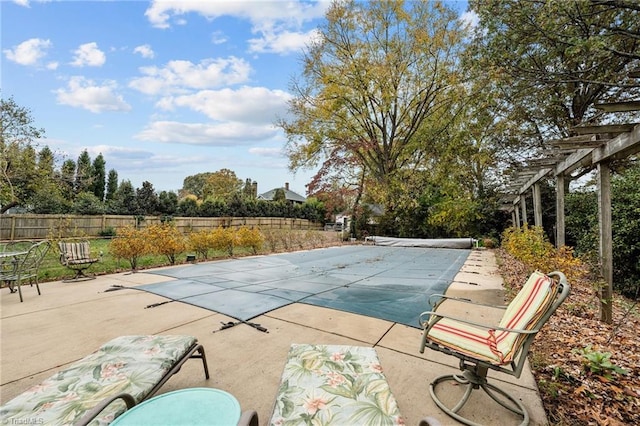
[498,227,639,425]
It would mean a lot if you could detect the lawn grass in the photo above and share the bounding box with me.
[35,239,261,282]
[4,231,343,284]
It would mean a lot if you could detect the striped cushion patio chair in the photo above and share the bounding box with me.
[59,240,101,282]
[418,271,570,426]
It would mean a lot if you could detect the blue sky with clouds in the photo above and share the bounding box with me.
[2,0,474,197]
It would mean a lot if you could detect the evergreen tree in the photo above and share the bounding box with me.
[90,153,106,201]
[60,159,76,200]
[73,191,105,215]
[136,181,158,215]
[158,190,178,215]
[106,169,118,201]
[75,150,92,194]
[107,180,137,214]
[37,146,55,179]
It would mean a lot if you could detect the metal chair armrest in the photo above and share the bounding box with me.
[75,392,136,426]
[238,410,259,426]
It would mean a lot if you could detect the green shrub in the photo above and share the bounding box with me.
[99,227,116,237]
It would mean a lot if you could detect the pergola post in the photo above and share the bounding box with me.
[520,194,527,225]
[556,174,566,247]
[597,162,613,324]
[533,183,543,227]
[514,202,521,228]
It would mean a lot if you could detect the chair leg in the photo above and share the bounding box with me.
[16,278,24,303]
[62,267,96,283]
[429,368,529,426]
[192,344,210,379]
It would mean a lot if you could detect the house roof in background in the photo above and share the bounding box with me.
[258,187,307,203]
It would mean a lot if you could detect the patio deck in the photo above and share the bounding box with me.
[0,248,548,425]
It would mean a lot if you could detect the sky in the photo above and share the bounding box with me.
[2,0,474,198]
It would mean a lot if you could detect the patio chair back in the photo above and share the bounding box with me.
[2,240,50,302]
[19,240,51,282]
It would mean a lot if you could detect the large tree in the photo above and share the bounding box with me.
[467,0,640,155]
[0,95,45,213]
[279,0,466,223]
[181,172,214,199]
[203,168,243,201]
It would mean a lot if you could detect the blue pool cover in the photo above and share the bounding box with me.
[138,245,469,328]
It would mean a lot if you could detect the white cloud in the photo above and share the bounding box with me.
[70,42,106,67]
[248,28,320,54]
[459,10,479,31]
[211,31,227,45]
[146,1,327,28]
[3,38,52,66]
[159,86,291,124]
[129,57,251,95]
[249,147,284,158]
[55,76,131,113]
[133,44,155,59]
[13,0,29,7]
[134,120,278,145]
[145,0,329,54]
[88,145,153,160]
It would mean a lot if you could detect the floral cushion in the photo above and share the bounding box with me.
[270,344,404,426]
[0,335,197,426]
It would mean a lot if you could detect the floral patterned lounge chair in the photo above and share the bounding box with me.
[0,335,209,425]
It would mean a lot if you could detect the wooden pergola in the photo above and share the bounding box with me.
[501,101,640,322]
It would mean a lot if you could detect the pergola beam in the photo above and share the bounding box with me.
[517,168,552,194]
[592,123,640,163]
[571,123,637,135]
[594,100,640,112]
[555,148,593,176]
[551,140,608,149]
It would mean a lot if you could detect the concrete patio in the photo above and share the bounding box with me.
[1,247,548,425]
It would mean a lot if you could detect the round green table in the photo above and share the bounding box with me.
[110,388,241,425]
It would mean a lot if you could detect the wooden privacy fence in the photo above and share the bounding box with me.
[0,214,322,241]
